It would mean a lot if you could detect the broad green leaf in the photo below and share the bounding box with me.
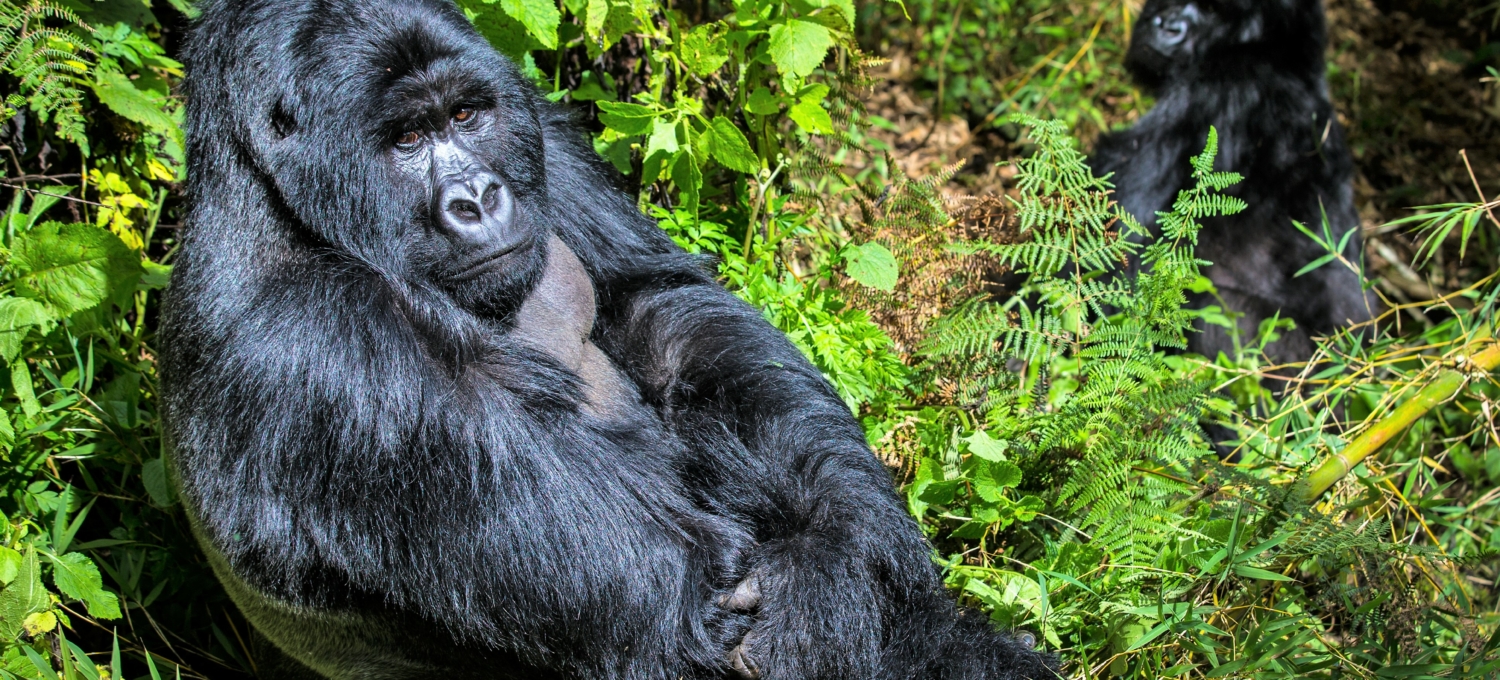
[10,361,39,417]
[787,98,833,134]
[844,241,898,291]
[596,101,656,136]
[645,118,680,159]
[499,0,561,48]
[767,20,833,78]
[746,88,782,116]
[963,430,1009,462]
[50,552,122,619]
[0,413,12,453]
[141,260,173,290]
[680,25,729,76]
[22,611,55,636]
[92,71,178,137]
[917,479,960,505]
[0,547,21,585]
[708,117,758,174]
[569,71,615,102]
[988,460,1023,488]
[142,458,177,507]
[0,549,49,639]
[671,152,702,218]
[461,0,546,61]
[585,0,608,36]
[0,298,53,363]
[11,222,142,316]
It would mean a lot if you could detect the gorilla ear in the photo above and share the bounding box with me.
[269,94,298,140]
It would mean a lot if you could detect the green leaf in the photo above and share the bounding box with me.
[585,0,608,36]
[708,117,758,174]
[844,242,899,291]
[10,361,39,418]
[0,298,53,363]
[746,88,782,116]
[0,547,21,585]
[1231,564,1295,582]
[596,101,656,136]
[680,25,729,76]
[142,458,177,507]
[787,98,834,134]
[11,222,142,316]
[569,71,616,102]
[671,152,702,218]
[917,479,961,506]
[1293,253,1339,277]
[461,0,546,61]
[767,20,833,78]
[988,460,1023,488]
[499,0,561,48]
[141,260,173,290]
[49,552,122,619]
[645,118,680,159]
[963,430,1009,462]
[0,549,50,639]
[92,71,179,137]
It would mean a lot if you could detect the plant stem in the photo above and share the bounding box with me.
[1302,327,1500,502]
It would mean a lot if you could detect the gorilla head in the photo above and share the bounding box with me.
[1124,0,1329,91]
[248,2,549,319]
[1092,0,1369,367]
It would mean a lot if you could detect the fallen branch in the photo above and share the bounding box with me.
[1302,325,1500,502]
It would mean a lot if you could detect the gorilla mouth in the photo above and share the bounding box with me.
[450,239,530,281]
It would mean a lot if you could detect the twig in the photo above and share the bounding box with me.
[0,180,105,207]
[1459,149,1500,230]
[6,173,81,182]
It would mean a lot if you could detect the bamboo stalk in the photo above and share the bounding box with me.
[1302,328,1500,502]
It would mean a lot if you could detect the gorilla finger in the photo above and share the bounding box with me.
[716,573,762,612]
[727,630,760,680]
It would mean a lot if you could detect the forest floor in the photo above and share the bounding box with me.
[852,0,1500,313]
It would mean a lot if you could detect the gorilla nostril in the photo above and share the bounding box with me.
[449,198,482,224]
[481,182,500,211]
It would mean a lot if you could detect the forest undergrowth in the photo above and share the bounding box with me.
[0,0,1498,677]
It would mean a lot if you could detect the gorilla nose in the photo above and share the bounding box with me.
[438,172,515,242]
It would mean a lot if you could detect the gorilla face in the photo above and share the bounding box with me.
[1126,0,1218,87]
[1124,0,1323,90]
[383,74,548,319]
[256,3,550,320]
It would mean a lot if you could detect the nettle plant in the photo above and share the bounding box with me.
[456,0,911,415]
[457,0,856,216]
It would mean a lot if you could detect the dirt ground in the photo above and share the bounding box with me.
[853,0,1500,309]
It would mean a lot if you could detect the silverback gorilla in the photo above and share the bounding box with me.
[1091,0,1372,364]
[160,0,1058,678]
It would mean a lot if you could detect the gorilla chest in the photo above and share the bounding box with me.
[510,235,640,415]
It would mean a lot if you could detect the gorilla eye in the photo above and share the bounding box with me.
[454,108,475,123]
[397,130,422,147]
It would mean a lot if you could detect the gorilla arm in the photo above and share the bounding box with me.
[537,109,976,679]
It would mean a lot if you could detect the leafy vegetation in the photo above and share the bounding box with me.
[1,0,1498,677]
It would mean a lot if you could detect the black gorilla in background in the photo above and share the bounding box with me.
[1091,0,1372,364]
[160,1,1058,678]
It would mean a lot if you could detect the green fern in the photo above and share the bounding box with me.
[0,0,93,144]
[922,117,1248,552]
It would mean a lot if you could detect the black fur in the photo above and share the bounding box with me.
[160,0,1058,678]
[1091,0,1372,363]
